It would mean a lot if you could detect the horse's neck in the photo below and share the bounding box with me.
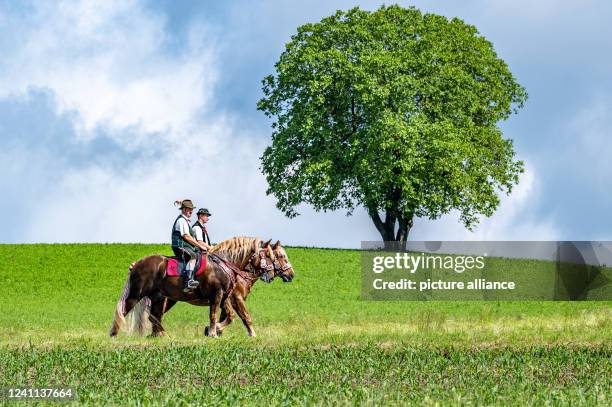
[209,236,261,268]
[241,248,258,269]
[215,247,257,269]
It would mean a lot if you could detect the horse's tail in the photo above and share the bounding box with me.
[109,260,153,336]
[109,266,131,337]
[127,295,152,336]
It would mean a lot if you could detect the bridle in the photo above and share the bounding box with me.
[211,242,291,289]
[208,246,271,293]
[246,243,293,281]
[271,248,292,277]
[245,245,274,276]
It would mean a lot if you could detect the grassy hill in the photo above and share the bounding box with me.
[0,244,610,405]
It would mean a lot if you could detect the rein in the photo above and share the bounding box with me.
[208,253,237,294]
[246,248,274,275]
[208,246,271,291]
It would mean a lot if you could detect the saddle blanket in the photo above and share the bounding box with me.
[166,255,207,277]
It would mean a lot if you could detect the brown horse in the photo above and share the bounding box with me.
[108,237,294,338]
[212,239,294,337]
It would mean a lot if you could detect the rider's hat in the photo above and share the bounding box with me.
[178,199,195,209]
[197,208,212,216]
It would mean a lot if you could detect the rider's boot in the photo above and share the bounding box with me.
[183,268,199,292]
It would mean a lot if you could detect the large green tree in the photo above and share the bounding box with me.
[258,5,527,243]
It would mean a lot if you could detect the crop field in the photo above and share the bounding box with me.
[0,244,611,405]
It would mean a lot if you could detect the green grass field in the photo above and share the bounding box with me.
[0,244,610,405]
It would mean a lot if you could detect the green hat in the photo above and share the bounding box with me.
[197,208,212,216]
[179,199,195,209]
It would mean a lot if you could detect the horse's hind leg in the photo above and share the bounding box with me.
[110,256,167,337]
[148,293,175,337]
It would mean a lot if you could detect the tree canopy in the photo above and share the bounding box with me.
[258,5,527,243]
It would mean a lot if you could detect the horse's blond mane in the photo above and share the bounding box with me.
[210,236,261,268]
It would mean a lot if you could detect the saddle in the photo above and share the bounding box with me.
[166,252,207,278]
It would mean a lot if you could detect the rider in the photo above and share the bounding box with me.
[171,199,209,292]
[192,208,213,247]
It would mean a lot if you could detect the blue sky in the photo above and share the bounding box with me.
[1,0,611,246]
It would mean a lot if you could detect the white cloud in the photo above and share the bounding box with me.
[0,0,389,248]
[27,120,379,248]
[0,0,564,247]
[0,0,215,139]
[411,164,559,241]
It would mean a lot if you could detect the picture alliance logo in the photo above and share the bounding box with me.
[372,252,486,274]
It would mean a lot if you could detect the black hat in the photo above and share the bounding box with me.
[197,208,212,216]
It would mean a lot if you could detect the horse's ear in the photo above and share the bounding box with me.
[273,240,280,249]
[263,239,272,247]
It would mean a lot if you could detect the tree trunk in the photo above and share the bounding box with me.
[396,215,414,248]
[367,206,414,250]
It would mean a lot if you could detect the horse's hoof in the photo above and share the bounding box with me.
[204,326,217,336]
[217,330,223,337]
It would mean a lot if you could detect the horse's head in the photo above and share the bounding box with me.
[245,239,275,283]
[240,238,294,283]
[270,240,294,282]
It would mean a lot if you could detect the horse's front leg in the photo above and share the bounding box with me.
[206,289,224,337]
[234,294,256,337]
